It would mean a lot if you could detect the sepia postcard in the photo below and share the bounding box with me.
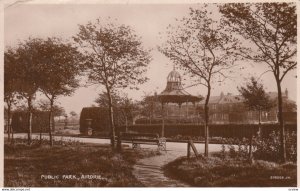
[1,0,298,189]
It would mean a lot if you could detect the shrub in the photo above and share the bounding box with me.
[253,130,297,162]
[227,139,237,158]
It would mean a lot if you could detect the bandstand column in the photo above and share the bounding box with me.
[186,102,188,118]
[161,102,165,138]
[193,102,196,122]
[166,103,169,118]
[178,103,182,119]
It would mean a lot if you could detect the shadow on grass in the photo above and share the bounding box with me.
[4,138,159,187]
[163,155,297,187]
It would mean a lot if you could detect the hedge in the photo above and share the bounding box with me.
[118,123,297,138]
[11,111,50,133]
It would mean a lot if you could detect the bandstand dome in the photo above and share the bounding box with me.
[167,70,181,82]
[158,68,203,104]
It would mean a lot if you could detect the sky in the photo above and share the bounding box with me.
[4,3,297,115]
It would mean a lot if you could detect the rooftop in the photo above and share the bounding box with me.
[199,91,289,105]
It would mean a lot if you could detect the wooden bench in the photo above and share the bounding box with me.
[118,132,166,151]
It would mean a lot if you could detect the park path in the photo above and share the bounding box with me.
[133,149,188,187]
[132,142,223,187]
[8,133,223,187]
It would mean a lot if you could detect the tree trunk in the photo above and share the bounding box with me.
[276,79,286,163]
[9,104,14,144]
[27,112,32,145]
[150,102,153,124]
[258,109,262,137]
[52,117,55,132]
[11,128,14,144]
[107,89,116,149]
[27,97,33,145]
[39,125,42,144]
[204,85,211,157]
[7,103,11,142]
[48,98,54,146]
[39,114,43,144]
[248,134,253,164]
[125,116,128,133]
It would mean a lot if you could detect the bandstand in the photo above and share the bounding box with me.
[157,68,203,137]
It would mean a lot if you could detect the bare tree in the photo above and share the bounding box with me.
[74,18,151,149]
[220,2,296,162]
[159,6,238,156]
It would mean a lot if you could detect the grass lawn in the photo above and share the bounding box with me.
[4,138,158,187]
[164,155,297,187]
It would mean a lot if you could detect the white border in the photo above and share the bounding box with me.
[0,0,298,189]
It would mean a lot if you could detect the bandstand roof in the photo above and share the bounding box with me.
[157,69,203,104]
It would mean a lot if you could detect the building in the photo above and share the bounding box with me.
[157,68,202,120]
[198,89,296,124]
[137,69,296,125]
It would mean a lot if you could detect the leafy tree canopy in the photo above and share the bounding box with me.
[238,77,274,112]
[74,18,151,91]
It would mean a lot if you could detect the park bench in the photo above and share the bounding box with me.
[118,132,166,151]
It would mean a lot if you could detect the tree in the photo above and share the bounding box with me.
[74,18,151,149]
[4,48,20,143]
[238,77,274,125]
[39,100,66,118]
[95,91,120,108]
[38,99,66,141]
[283,100,296,112]
[139,93,160,124]
[220,3,296,162]
[117,95,137,129]
[34,37,83,146]
[159,6,238,157]
[95,91,137,129]
[12,39,42,145]
[69,111,78,118]
[238,77,274,163]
